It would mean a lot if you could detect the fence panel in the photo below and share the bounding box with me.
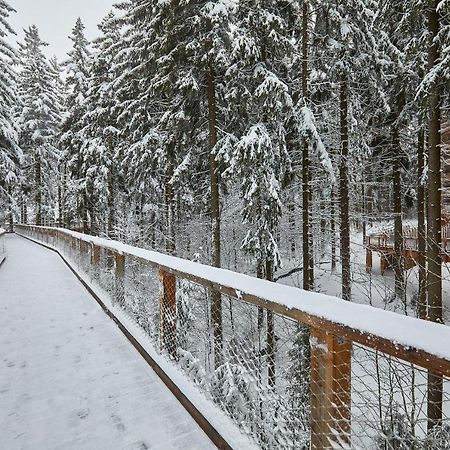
[14,225,450,449]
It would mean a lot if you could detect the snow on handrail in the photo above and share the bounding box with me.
[15,224,450,374]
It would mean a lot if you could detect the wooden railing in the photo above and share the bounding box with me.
[15,224,450,449]
[367,222,450,252]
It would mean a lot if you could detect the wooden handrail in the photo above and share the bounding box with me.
[15,224,450,377]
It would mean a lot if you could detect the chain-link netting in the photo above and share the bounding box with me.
[15,225,450,449]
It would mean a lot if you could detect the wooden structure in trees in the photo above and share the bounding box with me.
[367,119,450,274]
[366,223,450,273]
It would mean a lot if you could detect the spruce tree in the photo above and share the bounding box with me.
[0,1,21,205]
[81,12,122,236]
[17,25,60,225]
[60,18,91,231]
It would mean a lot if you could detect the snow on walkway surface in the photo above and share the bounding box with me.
[0,234,214,450]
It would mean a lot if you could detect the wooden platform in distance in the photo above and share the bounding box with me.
[366,222,450,274]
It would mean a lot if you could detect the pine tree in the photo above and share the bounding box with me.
[17,25,61,225]
[0,1,21,205]
[320,0,383,301]
[81,12,122,236]
[221,0,295,388]
[60,18,91,231]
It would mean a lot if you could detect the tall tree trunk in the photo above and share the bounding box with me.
[331,187,336,271]
[266,258,275,387]
[392,126,404,300]
[81,191,88,234]
[35,157,42,226]
[165,143,176,256]
[57,175,62,227]
[289,200,296,257]
[107,170,114,239]
[340,74,351,301]
[88,189,95,235]
[21,194,27,224]
[417,127,427,319]
[426,0,443,431]
[207,67,222,368]
[62,162,68,228]
[7,186,13,232]
[302,0,313,290]
[107,136,115,239]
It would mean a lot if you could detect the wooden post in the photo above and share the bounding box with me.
[366,249,372,273]
[114,252,125,306]
[380,254,387,275]
[91,244,100,266]
[310,328,352,449]
[80,239,88,257]
[159,269,177,360]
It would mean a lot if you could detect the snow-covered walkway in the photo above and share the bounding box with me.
[0,234,214,450]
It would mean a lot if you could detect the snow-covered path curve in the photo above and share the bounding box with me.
[0,234,214,450]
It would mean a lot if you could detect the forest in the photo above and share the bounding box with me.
[1,0,449,316]
[1,0,450,448]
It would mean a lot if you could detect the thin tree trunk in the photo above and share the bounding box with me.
[207,67,222,368]
[417,127,427,319]
[289,200,296,257]
[266,258,275,387]
[82,191,88,234]
[340,74,351,301]
[107,170,114,238]
[88,189,95,235]
[302,0,313,290]
[62,163,68,228]
[392,126,404,299]
[165,144,176,256]
[426,0,443,431]
[107,136,115,239]
[7,186,13,231]
[35,157,42,226]
[331,187,336,271]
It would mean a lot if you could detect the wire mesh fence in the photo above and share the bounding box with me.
[15,225,450,450]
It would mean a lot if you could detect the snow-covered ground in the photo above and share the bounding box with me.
[0,234,214,450]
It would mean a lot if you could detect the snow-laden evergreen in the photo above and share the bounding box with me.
[80,12,122,236]
[17,25,61,225]
[0,1,21,199]
[60,18,91,231]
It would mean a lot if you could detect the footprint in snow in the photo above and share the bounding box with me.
[111,414,126,432]
[77,408,90,420]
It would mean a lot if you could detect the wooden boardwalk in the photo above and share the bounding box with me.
[0,234,214,450]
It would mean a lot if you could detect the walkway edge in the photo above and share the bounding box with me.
[15,232,234,450]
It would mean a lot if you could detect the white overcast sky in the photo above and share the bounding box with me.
[8,0,117,62]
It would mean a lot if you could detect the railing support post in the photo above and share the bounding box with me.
[366,249,372,273]
[159,269,177,360]
[114,252,125,306]
[91,244,100,266]
[310,328,352,449]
